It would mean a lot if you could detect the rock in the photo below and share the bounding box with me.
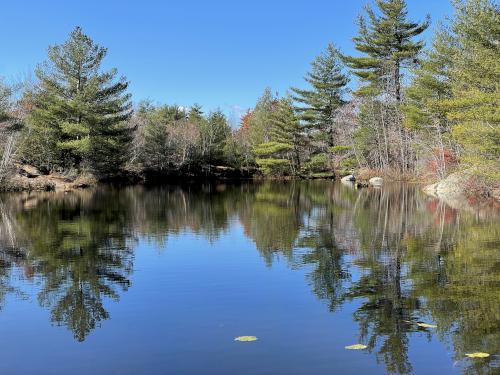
[369,177,383,187]
[19,165,42,178]
[341,174,356,183]
[423,170,474,200]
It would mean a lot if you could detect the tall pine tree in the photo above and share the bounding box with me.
[26,26,132,176]
[292,44,349,147]
[345,0,430,102]
[248,88,276,147]
[446,0,500,179]
[345,0,429,172]
[254,98,303,176]
[404,27,456,177]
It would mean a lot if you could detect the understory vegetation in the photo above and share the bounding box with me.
[0,0,498,190]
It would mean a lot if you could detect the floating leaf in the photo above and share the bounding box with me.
[465,352,490,358]
[345,344,367,350]
[416,322,437,328]
[234,336,258,342]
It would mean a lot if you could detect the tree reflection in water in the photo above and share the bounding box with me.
[0,181,498,373]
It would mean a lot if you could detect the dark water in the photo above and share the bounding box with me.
[0,181,499,375]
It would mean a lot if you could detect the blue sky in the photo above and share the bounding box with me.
[1,0,453,121]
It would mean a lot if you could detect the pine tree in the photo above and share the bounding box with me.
[446,0,500,179]
[292,44,349,147]
[404,27,456,177]
[345,0,430,102]
[26,26,132,176]
[188,103,204,123]
[143,106,171,173]
[199,109,231,165]
[248,88,276,146]
[254,98,303,175]
[404,28,454,130]
[344,0,429,172]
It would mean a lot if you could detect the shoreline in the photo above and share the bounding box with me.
[1,165,499,206]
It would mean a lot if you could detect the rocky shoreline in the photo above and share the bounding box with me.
[0,165,97,192]
[2,165,499,207]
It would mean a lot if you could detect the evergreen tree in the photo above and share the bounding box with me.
[446,0,500,179]
[188,103,204,123]
[248,88,276,146]
[345,0,429,172]
[345,0,430,101]
[292,44,349,147]
[404,27,456,177]
[254,98,303,175]
[25,26,132,176]
[404,28,454,130]
[199,109,231,166]
[142,105,171,172]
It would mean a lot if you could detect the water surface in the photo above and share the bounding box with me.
[0,181,499,374]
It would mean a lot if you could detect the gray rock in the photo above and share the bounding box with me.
[19,165,42,178]
[423,170,473,199]
[341,174,356,183]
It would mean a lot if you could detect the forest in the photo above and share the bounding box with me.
[0,0,498,196]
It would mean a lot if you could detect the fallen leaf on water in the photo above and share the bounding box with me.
[234,336,258,342]
[416,322,437,329]
[345,344,368,350]
[465,352,490,358]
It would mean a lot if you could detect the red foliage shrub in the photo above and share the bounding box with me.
[426,148,458,176]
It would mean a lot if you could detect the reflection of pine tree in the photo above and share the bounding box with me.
[240,182,304,266]
[18,190,133,341]
[345,187,424,374]
[299,215,351,312]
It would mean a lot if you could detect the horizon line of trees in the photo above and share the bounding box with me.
[0,0,498,185]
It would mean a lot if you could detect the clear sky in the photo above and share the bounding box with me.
[1,0,453,120]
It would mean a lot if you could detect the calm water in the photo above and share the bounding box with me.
[0,181,499,375]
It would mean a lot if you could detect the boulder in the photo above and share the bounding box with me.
[341,174,356,183]
[423,170,474,200]
[369,177,383,187]
[19,165,42,178]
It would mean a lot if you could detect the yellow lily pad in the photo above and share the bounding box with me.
[465,352,490,358]
[416,323,437,329]
[234,336,258,342]
[345,344,368,350]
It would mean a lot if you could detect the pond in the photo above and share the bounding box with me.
[0,181,498,374]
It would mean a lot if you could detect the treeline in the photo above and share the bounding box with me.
[0,0,498,185]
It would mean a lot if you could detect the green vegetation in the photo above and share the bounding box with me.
[0,0,498,191]
[254,98,302,175]
[22,27,132,176]
[447,0,500,179]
